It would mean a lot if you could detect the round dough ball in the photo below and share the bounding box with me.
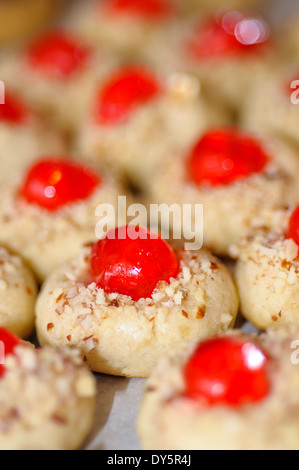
[0,166,124,282]
[138,325,299,450]
[66,0,182,60]
[0,247,37,338]
[240,65,299,147]
[0,344,96,450]
[35,245,238,378]
[75,67,229,188]
[235,210,299,330]
[147,132,299,256]
[144,9,277,112]
[0,92,66,186]
[0,31,116,134]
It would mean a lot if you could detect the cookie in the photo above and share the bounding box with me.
[235,205,299,330]
[0,158,124,281]
[147,128,299,256]
[0,328,96,450]
[75,65,229,188]
[0,247,37,338]
[67,0,181,59]
[35,226,238,378]
[0,91,65,185]
[0,30,116,133]
[240,65,299,147]
[138,325,299,450]
[147,9,277,112]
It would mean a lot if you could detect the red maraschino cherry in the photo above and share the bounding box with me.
[184,337,270,406]
[188,11,270,59]
[286,206,299,247]
[20,159,100,211]
[188,129,269,187]
[0,328,21,379]
[103,0,174,20]
[90,225,179,301]
[94,67,161,125]
[0,92,29,124]
[27,31,91,79]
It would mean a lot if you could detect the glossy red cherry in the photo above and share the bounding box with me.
[188,11,270,59]
[286,206,299,248]
[20,159,100,211]
[184,337,270,406]
[27,31,91,79]
[0,328,21,379]
[90,225,179,301]
[94,67,161,125]
[188,129,269,187]
[0,92,29,124]
[103,0,174,19]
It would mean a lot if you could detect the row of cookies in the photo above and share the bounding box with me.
[3,211,299,450]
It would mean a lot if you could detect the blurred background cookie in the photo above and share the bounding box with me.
[75,65,230,189]
[0,29,117,135]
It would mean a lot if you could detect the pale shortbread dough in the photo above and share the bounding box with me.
[235,209,299,330]
[0,344,96,450]
[148,134,299,256]
[75,70,229,188]
[0,170,123,281]
[68,0,267,61]
[0,113,66,185]
[0,247,37,339]
[65,0,181,60]
[35,246,238,378]
[240,65,299,147]
[0,40,116,134]
[138,325,299,450]
[144,12,277,111]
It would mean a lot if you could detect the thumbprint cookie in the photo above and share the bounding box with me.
[235,205,299,330]
[0,158,123,281]
[0,30,116,134]
[0,247,37,339]
[0,328,96,450]
[148,128,299,256]
[0,91,65,185]
[35,226,238,378]
[138,325,299,450]
[75,65,229,188]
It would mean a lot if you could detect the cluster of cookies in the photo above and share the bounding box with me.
[1,0,299,450]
